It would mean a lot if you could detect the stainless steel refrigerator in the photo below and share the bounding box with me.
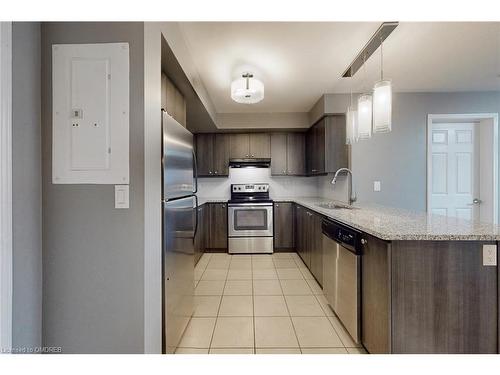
[161,110,197,354]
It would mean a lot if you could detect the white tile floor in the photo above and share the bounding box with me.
[176,252,368,354]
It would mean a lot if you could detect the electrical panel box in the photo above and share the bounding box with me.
[52,43,129,184]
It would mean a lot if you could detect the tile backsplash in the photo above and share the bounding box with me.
[316,174,350,204]
[197,168,319,199]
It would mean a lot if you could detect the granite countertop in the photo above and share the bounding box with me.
[197,196,500,241]
[286,197,500,241]
[198,197,228,206]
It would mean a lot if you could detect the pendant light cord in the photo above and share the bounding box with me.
[380,38,384,81]
[362,53,367,93]
[349,79,353,107]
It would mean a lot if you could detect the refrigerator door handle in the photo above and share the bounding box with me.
[193,195,199,245]
[192,149,198,194]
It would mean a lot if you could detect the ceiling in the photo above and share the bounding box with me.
[178,22,500,114]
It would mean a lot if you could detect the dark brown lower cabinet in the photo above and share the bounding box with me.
[207,203,227,250]
[362,238,499,354]
[295,204,323,281]
[309,211,323,286]
[295,205,310,268]
[274,202,295,249]
[290,203,499,354]
[194,203,208,265]
[390,240,498,354]
[361,234,391,354]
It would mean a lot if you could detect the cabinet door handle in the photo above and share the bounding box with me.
[361,239,368,245]
[209,171,212,174]
[252,154,255,157]
[214,171,218,174]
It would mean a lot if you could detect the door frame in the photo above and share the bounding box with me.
[0,21,13,353]
[426,113,499,224]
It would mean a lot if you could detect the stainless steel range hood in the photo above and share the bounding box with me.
[229,158,271,168]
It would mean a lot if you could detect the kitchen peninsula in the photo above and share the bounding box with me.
[197,196,500,354]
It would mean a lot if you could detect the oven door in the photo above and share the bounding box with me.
[228,203,273,237]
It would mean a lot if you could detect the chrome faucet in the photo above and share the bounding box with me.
[331,168,357,206]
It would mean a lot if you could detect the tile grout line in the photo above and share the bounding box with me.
[251,255,256,354]
[293,252,350,351]
[177,253,212,354]
[193,253,353,354]
[293,253,350,350]
[207,255,230,353]
[275,259,303,354]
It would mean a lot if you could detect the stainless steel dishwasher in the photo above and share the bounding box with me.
[322,219,362,344]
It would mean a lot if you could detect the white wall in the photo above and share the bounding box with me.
[198,168,318,200]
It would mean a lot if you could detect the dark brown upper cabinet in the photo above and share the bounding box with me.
[271,133,306,176]
[229,133,249,159]
[195,133,229,177]
[229,133,270,159]
[195,133,213,176]
[213,134,230,176]
[249,133,271,158]
[306,115,348,176]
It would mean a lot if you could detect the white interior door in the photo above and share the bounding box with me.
[430,123,480,221]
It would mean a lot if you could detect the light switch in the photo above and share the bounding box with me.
[374,181,381,192]
[115,185,129,209]
[483,245,497,266]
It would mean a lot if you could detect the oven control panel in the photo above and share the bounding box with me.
[232,183,269,193]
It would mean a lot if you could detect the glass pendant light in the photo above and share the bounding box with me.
[357,53,372,140]
[373,40,392,133]
[346,87,358,145]
[357,93,372,140]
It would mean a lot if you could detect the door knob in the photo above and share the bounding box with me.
[468,198,483,205]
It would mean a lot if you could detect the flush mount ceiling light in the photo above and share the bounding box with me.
[231,73,264,104]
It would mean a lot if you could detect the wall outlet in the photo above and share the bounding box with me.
[374,181,381,192]
[483,245,497,266]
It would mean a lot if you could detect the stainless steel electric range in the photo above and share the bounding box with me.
[227,183,274,254]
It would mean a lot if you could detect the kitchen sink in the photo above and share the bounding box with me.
[316,202,358,210]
